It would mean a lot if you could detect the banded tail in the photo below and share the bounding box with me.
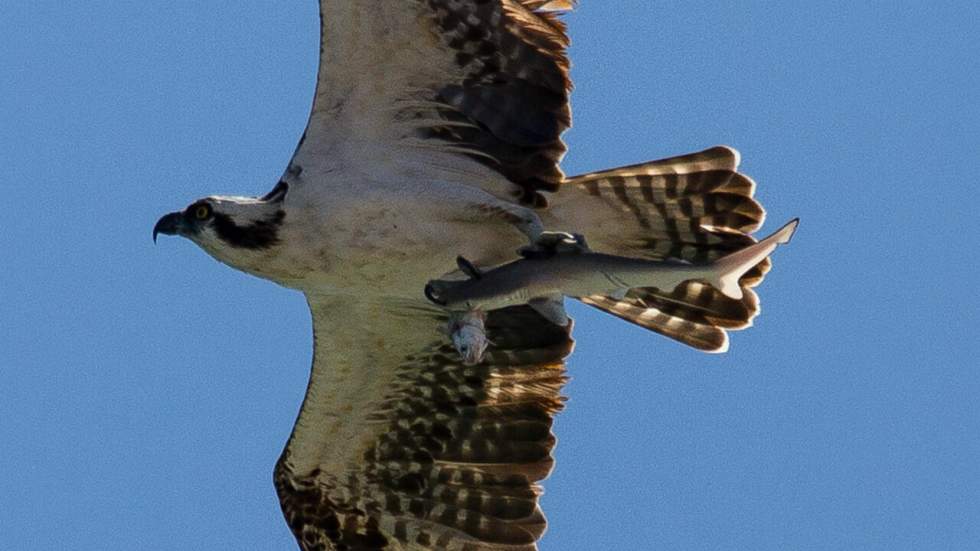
[547,146,794,353]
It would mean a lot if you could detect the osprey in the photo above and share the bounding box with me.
[155,2,795,549]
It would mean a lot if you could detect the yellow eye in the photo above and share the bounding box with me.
[194,204,212,220]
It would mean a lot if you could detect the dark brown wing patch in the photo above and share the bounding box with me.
[276,305,572,550]
[423,0,574,202]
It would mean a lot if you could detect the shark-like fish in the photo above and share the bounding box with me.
[427,219,799,327]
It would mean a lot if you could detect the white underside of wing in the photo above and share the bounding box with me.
[262,3,530,295]
[282,294,444,476]
[302,2,465,154]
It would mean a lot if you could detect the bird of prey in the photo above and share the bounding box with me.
[155,2,793,549]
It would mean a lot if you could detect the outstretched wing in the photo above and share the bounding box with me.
[275,295,573,550]
[291,1,575,203]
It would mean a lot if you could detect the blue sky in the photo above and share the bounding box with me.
[1,2,978,549]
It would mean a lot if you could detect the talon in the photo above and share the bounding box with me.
[569,233,590,252]
[539,231,576,247]
[518,231,592,258]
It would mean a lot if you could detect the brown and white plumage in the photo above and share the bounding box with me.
[275,298,571,550]
[269,7,582,547]
[294,0,574,207]
[155,1,793,549]
[549,146,771,352]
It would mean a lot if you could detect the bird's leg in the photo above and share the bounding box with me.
[447,309,490,365]
[461,201,545,242]
[451,192,591,258]
[462,200,590,257]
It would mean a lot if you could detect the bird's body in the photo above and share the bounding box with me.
[155,2,797,549]
[236,169,528,295]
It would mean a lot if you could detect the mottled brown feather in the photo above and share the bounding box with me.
[276,302,572,550]
[421,0,575,200]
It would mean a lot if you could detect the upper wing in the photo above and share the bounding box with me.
[275,295,573,550]
[293,0,575,202]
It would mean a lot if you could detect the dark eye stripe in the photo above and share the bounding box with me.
[211,210,285,249]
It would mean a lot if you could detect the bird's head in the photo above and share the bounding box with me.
[154,182,288,274]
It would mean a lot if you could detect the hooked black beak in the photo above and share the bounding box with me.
[153,212,183,243]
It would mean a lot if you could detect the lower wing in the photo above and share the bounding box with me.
[275,294,573,550]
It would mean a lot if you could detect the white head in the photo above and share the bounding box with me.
[153,181,289,276]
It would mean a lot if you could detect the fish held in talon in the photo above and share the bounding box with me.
[428,219,800,317]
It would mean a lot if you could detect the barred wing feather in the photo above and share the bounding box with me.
[275,295,572,550]
[300,0,576,202]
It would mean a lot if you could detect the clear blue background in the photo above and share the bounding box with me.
[2,2,978,549]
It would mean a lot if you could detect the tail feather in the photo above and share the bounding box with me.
[581,294,732,353]
[572,145,742,178]
[557,146,766,264]
[635,279,761,330]
[550,146,793,352]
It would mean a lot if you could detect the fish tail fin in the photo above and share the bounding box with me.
[709,219,799,300]
[551,146,792,353]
